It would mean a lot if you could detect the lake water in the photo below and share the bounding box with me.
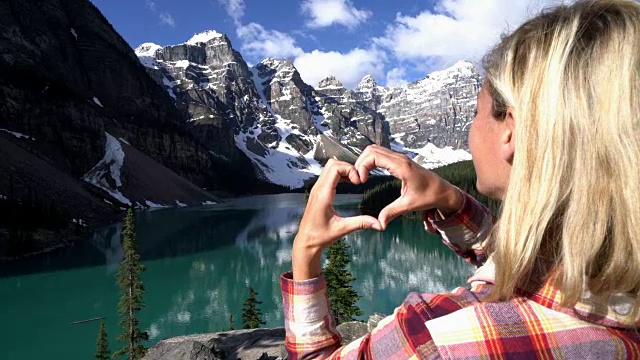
[0,194,473,359]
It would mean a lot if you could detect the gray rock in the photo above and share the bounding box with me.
[333,313,389,346]
[367,313,387,332]
[336,321,368,345]
[317,76,344,90]
[143,327,286,360]
[278,344,288,360]
[374,61,482,150]
[313,134,359,165]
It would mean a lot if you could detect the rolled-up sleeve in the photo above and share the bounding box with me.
[422,191,495,267]
[281,272,439,359]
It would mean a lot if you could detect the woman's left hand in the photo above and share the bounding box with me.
[292,159,382,280]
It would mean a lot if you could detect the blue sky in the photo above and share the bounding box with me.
[90,0,564,88]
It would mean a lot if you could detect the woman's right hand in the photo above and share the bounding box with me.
[355,145,463,229]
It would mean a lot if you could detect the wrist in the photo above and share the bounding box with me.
[292,239,324,280]
[437,184,463,217]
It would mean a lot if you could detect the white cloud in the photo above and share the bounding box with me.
[217,0,381,90]
[237,23,304,59]
[385,67,408,87]
[218,0,245,26]
[159,12,175,27]
[376,0,565,65]
[301,0,372,30]
[294,48,386,89]
[145,0,156,11]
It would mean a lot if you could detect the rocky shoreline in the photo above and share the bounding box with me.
[143,314,386,360]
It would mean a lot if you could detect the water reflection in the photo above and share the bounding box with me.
[0,194,473,359]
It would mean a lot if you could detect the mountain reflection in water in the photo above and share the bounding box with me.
[0,193,472,360]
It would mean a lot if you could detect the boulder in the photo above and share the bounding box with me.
[143,328,286,360]
[336,321,368,345]
[367,313,387,332]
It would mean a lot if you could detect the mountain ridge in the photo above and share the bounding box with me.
[134,29,480,175]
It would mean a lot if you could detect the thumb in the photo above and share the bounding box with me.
[333,215,382,238]
[378,197,409,230]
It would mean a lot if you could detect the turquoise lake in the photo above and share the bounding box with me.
[0,194,473,359]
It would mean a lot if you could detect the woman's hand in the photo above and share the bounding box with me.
[292,159,381,280]
[355,145,463,229]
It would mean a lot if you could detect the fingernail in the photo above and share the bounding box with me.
[370,222,381,231]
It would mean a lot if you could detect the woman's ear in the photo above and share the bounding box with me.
[501,108,516,164]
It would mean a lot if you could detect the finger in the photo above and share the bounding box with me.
[355,145,384,182]
[316,160,360,194]
[332,215,382,238]
[378,197,410,230]
[354,145,374,180]
[355,146,404,182]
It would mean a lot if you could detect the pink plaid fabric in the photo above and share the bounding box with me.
[281,192,640,359]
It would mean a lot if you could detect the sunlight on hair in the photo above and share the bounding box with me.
[483,0,640,319]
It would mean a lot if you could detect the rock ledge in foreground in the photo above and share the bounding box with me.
[143,314,389,360]
[142,327,286,360]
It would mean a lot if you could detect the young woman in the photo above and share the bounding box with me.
[281,0,640,358]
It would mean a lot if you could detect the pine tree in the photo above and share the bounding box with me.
[228,313,235,331]
[96,321,110,360]
[242,287,266,329]
[114,209,148,360]
[324,239,363,324]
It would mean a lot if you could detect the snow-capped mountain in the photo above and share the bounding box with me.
[135,31,477,186]
[357,60,481,151]
[135,32,392,188]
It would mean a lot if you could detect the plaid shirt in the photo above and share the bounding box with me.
[281,192,640,359]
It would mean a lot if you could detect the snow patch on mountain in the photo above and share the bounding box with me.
[409,61,477,103]
[134,43,162,68]
[410,143,472,169]
[239,66,322,188]
[0,128,35,141]
[235,132,320,188]
[135,43,162,57]
[83,132,131,205]
[391,133,471,168]
[145,200,170,209]
[186,30,223,45]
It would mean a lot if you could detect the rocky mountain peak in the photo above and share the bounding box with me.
[147,30,240,68]
[356,75,377,91]
[255,58,298,82]
[134,42,162,57]
[380,60,482,151]
[317,76,344,89]
[185,30,224,45]
[258,57,294,69]
[417,60,479,85]
[134,42,163,68]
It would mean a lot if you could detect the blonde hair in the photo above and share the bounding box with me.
[483,0,640,311]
